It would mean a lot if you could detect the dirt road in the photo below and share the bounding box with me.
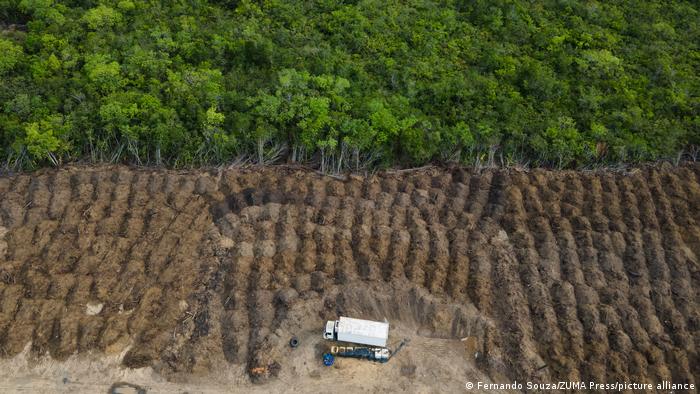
[0,164,698,391]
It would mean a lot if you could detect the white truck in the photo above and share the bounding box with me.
[323,316,389,347]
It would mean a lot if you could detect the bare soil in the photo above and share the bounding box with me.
[0,164,698,392]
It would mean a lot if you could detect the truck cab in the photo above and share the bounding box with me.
[324,320,337,340]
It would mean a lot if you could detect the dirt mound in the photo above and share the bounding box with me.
[0,164,698,388]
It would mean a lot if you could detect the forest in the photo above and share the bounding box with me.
[0,0,698,170]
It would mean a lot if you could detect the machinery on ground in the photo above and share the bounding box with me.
[322,316,407,366]
[323,316,389,347]
[330,345,390,362]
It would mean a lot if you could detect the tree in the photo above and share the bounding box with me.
[21,115,69,166]
[0,38,23,74]
[82,5,123,30]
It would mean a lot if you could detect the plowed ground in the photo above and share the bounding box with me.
[0,164,698,390]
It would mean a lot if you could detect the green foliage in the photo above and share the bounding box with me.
[21,115,69,164]
[85,55,123,94]
[0,38,23,74]
[247,69,351,156]
[82,5,123,30]
[532,116,586,168]
[0,0,698,169]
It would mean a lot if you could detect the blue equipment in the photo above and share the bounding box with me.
[322,353,335,366]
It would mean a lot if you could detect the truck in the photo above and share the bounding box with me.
[323,316,389,347]
[330,345,391,363]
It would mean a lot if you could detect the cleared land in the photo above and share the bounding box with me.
[0,164,698,391]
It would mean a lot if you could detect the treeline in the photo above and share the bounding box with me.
[0,0,698,170]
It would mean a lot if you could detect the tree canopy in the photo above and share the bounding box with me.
[1,0,698,169]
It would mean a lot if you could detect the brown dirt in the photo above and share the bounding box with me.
[0,164,698,390]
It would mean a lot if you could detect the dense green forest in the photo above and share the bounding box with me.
[1,0,698,170]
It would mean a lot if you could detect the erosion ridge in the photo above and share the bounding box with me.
[0,164,698,387]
